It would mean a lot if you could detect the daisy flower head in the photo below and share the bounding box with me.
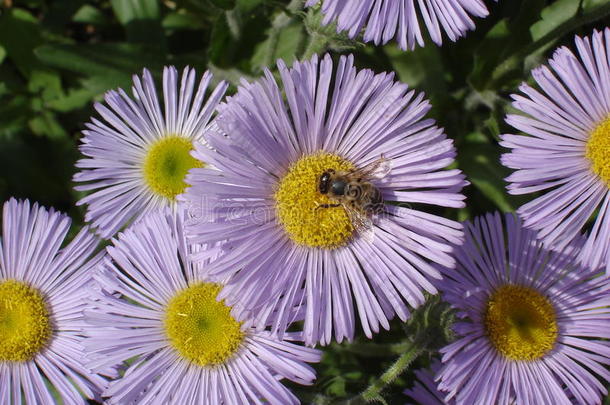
[84,209,321,405]
[437,212,610,405]
[0,198,108,403]
[74,66,227,239]
[305,0,492,51]
[501,28,610,273]
[183,54,467,346]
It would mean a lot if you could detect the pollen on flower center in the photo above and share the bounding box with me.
[275,153,355,249]
[484,284,558,361]
[164,283,244,366]
[586,118,610,185]
[143,136,203,200]
[0,279,52,362]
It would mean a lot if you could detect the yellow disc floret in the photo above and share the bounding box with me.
[143,136,203,200]
[275,153,355,249]
[164,283,244,366]
[484,284,558,361]
[587,118,610,185]
[0,279,52,362]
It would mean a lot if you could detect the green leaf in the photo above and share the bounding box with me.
[162,12,206,30]
[35,42,165,77]
[43,0,87,32]
[209,0,236,10]
[583,0,608,10]
[35,43,166,101]
[530,0,581,41]
[110,0,165,47]
[468,0,546,90]
[458,141,526,212]
[28,110,67,139]
[208,14,234,66]
[28,70,63,102]
[0,95,29,138]
[72,4,110,25]
[251,21,305,69]
[79,74,132,98]
[386,43,446,98]
[0,8,43,78]
[207,3,271,68]
[488,0,610,89]
[0,133,79,210]
[249,0,305,71]
[326,377,346,397]
[274,23,305,62]
[111,0,160,24]
[0,45,6,65]
[207,63,254,87]
[236,0,266,13]
[46,88,95,112]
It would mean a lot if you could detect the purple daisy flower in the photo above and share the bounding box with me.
[84,210,321,404]
[74,66,227,239]
[501,29,610,273]
[0,198,108,403]
[182,54,467,346]
[305,0,491,50]
[437,213,610,405]
[404,360,448,405]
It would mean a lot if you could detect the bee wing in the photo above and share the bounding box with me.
[345,205,375,243]
[351,156,391,180]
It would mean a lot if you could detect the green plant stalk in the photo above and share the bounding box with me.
[361,343,424,402]
[338,340,425,404]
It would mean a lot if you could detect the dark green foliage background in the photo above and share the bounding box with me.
[1,0,609,403]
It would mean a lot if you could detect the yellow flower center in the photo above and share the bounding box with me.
[586,118,610,185]
[163,283,244,366]
[275,153,355,249]
[143,136,203,200]
[484,284,558,361]
[0,280,52,362]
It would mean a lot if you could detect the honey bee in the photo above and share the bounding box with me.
[317,156,391,241]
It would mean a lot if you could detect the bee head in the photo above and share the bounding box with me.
[318,170,334,194]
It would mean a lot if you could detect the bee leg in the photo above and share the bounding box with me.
[315,203,341,210]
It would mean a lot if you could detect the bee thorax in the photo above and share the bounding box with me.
[331,179,347,196]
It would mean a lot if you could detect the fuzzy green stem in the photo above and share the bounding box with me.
[361,343,423,402]
[339,340,425,404]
